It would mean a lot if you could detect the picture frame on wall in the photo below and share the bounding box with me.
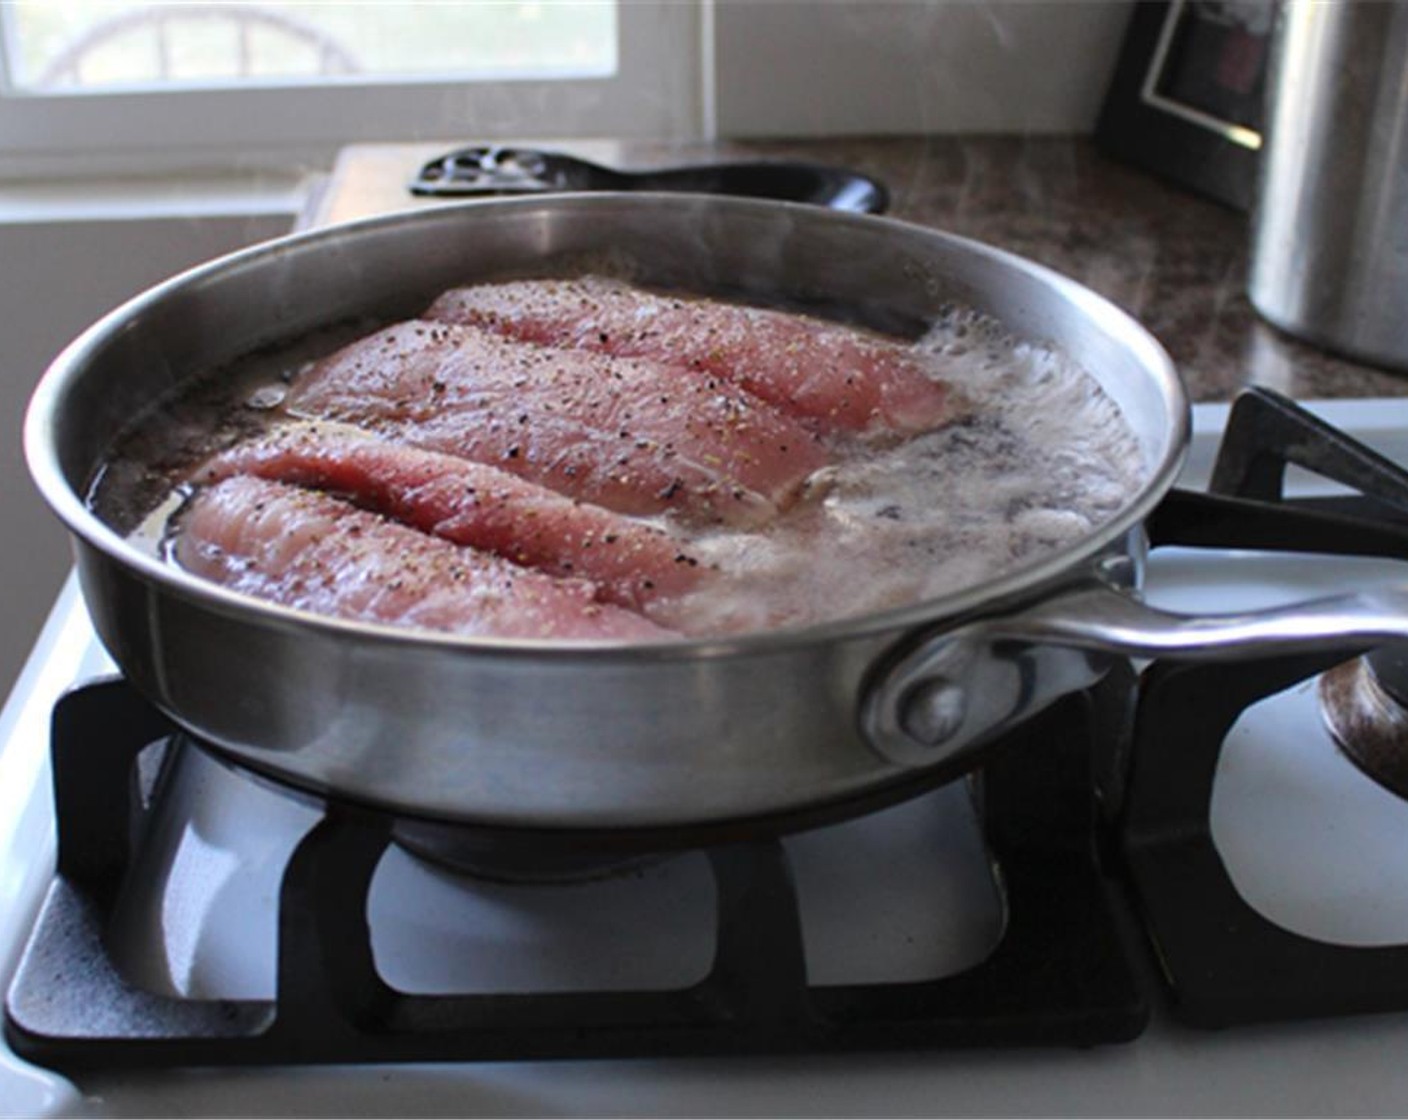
[1095,0,1276,211]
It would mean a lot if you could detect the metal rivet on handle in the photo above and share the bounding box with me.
[899,677,967,747]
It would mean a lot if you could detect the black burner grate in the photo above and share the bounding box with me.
[1123,387,1408,1027]
[16,386,1408,1067]
[5,673,1148,1071]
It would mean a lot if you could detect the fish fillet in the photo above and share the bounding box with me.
[175,476,676,642]
[195,426,704,615]
[282,321,827,525]
[425,275,954,435]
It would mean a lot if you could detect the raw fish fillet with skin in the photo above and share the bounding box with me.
[175,475,676,642]
[282,320,827,525]
[425,275,954,435]
[194,426,704,615]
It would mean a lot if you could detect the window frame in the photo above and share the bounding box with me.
[0,2,705,179]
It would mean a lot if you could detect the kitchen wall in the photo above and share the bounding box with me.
[0,1,1134,698]
[712,1,1130,137]
[0,211,295,692]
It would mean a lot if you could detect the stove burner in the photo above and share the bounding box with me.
[1206,389,1408,806]
[1122,388,1408,1026]
[1321,656,1408,801]
[390,819,666,884]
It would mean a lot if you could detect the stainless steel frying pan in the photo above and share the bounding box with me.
[26,195,1408,833]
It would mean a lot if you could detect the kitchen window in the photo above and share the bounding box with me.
[0,1,705,179]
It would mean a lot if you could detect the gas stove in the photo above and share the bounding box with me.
[7,395,1408,1115]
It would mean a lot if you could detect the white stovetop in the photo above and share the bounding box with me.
[7,400,1408,1117]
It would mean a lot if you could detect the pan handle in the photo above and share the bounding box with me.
[861,582,1408,768]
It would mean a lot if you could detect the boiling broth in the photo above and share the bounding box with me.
[89,291,1147,639]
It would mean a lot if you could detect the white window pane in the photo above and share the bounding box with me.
[5,1,616,92]
[0,1,699,178]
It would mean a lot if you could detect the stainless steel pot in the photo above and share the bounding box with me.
[25,195,1408,834]
[1249,0,1408,371]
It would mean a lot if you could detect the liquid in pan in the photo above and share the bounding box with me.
[88,274,1148,641]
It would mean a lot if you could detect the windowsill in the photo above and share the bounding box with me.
[0,169,316,225]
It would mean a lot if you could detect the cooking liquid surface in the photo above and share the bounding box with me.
[89,289,1147,639]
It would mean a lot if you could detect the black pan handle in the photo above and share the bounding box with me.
[622,161,888,213]
[410,146,889,214]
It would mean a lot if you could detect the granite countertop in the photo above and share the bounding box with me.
[308,136,1408,403]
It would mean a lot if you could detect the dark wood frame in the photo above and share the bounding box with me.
[1095,0,1275,211]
